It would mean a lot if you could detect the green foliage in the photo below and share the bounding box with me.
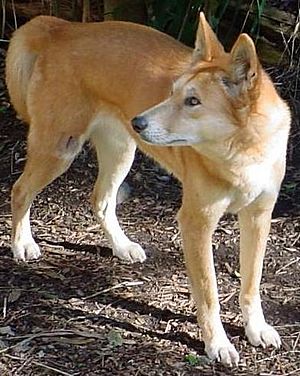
[251,0,267,38]
[184,353,212,366]
[283,182,297,195]
[184,353,200,366]
[148,0,203,46]
[107,329,123,347]
[147,0,267,47]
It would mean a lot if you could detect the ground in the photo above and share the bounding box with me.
[0,47,299,376]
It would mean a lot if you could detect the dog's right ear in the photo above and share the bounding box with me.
[192,12,224,62]
[230,33,259,89]
[221,33,260,98]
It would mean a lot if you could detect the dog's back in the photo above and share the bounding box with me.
[6,16,191,125]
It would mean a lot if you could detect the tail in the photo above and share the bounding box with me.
[5,16,68,123]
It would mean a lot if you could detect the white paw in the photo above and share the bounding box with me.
[205,338,239,367]
[246,321,281,348]
[12,240,41,261]
[113,242,146,263]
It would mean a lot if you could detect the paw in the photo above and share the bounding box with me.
[246,321,281,349]
[113,242,146,263]
[205,339,239,367]
[12,240,41,261]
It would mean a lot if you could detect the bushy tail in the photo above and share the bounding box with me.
[5,16,68,123]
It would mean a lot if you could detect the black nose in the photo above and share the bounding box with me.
[131,116,148,133]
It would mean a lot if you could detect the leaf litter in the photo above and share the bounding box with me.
[0,48,299,375]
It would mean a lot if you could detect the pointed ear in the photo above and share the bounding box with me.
[193,12,224,62]
[221,34,260,97]
[230,33,259,90]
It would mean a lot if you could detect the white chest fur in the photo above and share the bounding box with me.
[227,162,275,213]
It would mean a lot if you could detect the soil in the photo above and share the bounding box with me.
[0,46,299,376]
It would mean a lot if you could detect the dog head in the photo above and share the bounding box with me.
[132,13,261,149]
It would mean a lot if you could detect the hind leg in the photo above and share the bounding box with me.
[11,133,77,261]
[91,119,146,263]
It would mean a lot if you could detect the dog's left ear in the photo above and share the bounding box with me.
[193,12,224,62]
[229,34,259,92]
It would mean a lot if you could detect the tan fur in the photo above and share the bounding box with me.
[6,13,290,366]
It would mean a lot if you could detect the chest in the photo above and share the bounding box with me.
[226,163,276,213]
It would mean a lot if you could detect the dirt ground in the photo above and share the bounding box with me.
[0,45,299,376]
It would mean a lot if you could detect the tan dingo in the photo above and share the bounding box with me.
[6,13,290,366]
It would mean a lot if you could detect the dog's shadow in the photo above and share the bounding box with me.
[81,293,243,352]
[0,241,243,355]
[2,241,294,357]
[39,238,113,258]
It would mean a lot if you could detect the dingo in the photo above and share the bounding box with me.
[6,13,290,366]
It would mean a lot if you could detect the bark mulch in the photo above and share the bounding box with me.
[0,47,299,375]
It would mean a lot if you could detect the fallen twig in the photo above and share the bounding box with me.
[82,280,144,300]
[275,257,299,274]
[0,328,107,354]
[3,353,78,376]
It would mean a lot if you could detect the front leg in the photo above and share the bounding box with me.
[178,198,239,366]
[238,202,281,349]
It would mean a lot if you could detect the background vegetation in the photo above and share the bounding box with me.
[1,1,299,65]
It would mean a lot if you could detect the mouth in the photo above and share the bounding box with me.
[139,133,188,146]
[165,139,188,145]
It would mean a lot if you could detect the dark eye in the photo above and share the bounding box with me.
[184,96,201,106]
